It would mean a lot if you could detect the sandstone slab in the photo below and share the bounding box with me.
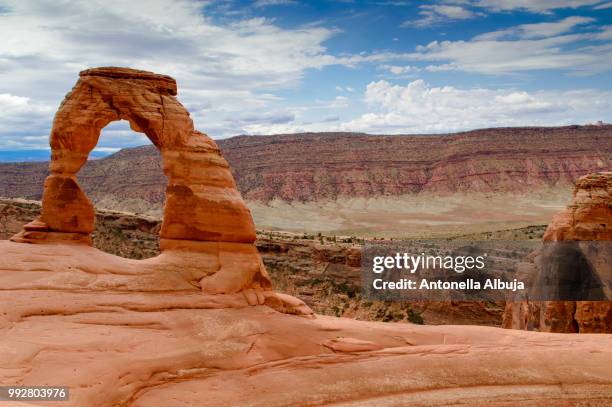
[1,240,612,406]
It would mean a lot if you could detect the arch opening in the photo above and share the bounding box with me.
[85,120,163,260]
[85,120,164,216]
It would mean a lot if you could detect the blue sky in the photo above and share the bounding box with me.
[0,0,611,155]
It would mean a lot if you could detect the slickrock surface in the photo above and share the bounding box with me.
[503,172,612,333]
[1,240,612,406]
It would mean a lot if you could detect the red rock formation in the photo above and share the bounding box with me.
[221,128,610,202]
[543,172,612,241]
[10,67,272,296]
[1,69,611,405]
[503,172,612,333]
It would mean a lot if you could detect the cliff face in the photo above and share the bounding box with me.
[0,126,609,209]
[543,172,612,241]
[221,126,611,202]
[503,172,612,333]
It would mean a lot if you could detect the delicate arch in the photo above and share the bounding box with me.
[11,67,271,294]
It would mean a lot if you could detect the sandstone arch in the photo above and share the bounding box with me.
[12,67,272,294]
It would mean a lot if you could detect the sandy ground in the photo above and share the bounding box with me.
[88,188,572,238]
[248,189,572,238]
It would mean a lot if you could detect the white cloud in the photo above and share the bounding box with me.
[253,0,298,7]
[409,17,612,74]
[330,96,349,108]
[233,79,611,136]
[240,122,306,135]
[594,25,612,40]
[402,1,605,28]
[339,79,612,133]
[427,5,476,19]
[474,0,602,13]
[0,0,352,145]
[424,64,457,72]
[404,4,479,27]
[0,93,53,148]
[475,16,594,40]
[221,109,297,135]
[0,94,38,115]
[381,65,420,74]
[97,121,151,150]
[1,0,610,148]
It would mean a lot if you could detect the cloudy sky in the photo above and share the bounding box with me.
[1,0,611,153]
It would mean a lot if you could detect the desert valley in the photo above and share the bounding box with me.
[1,125,609,237]
[2,0,612,404]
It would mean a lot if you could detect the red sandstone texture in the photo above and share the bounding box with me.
[503,172,612,333]
[1,68,611,406]
[0,126,609,207]
[2,240,612,406]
